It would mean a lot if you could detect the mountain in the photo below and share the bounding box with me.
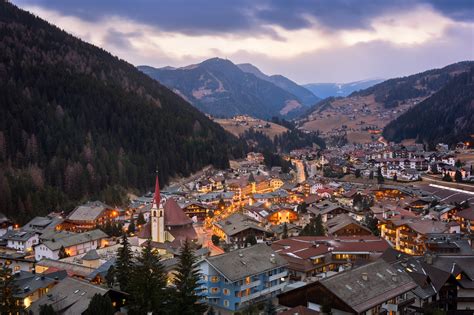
[303,79,383,98]
[299,61,474,144]
[138,59,306,119]
[0,2,245,223]
[383,67,474,146]
[237,63,320,106]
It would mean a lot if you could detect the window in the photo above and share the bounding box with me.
[223,289,230,296]
[210,276,219,283]
[14,266,20,272]
[223,300,229,307]
[210,287,219,294]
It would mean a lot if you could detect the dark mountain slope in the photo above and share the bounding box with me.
[0,2,244,222]
[237,63,320,106]
[383,68,474,146]
[138,58,304,119]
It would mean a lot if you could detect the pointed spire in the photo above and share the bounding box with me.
[154,171,161,208]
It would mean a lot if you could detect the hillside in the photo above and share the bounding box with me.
[303,79,383,98]
[383,68,474,146]
[237,63,319,106]
[214,117,288,138]
[0,2,245,223]
[300,61,473,144]
[138,59,305,119]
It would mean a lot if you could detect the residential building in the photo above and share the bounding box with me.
[212,213,269,248]
[1,230,39,253]
[198,244,288,312]
[59,201,118,231]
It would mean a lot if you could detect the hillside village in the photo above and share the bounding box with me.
[0,139,473,314]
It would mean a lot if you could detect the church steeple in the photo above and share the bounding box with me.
[151,171,165,243]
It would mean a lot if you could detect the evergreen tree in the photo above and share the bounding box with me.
[282,223,288,239]
[105,265,115,288]
[377,167,384,184]
[137,212,146,226]
[128,218,136,234]
[84,293,115,315]
[393,173,397,182]
[128,241,167,315]
[211,235,220,246]
[172,239,207,314]
[39,304,57,315]
[115,233,133,291]
[354,169,361,178]
[455,170,463,182]
[369,170,374,180]
[58,246,69,259]
[264,299,277,315]
[442,173,453,182]
[0,266,21,314]
[314,214,325,236]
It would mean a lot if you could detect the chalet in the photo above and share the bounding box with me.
[271,236,389,281]
[307,202,352,223]
[59,201,118,231]
[325,214,372,237]
[180,201,210,221]
[34,229,108,260]
[1,230,39,253]
[212,213,270,248]
[454,207,474,234]
[278,260,417,315]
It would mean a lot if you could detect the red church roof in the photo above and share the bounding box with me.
[154,174,161,207]
[164,198,193,226]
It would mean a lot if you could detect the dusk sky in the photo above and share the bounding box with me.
[14,0,474,83]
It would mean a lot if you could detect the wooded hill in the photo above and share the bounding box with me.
[0,2,245,223]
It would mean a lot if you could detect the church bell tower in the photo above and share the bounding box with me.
[151,173,165,243]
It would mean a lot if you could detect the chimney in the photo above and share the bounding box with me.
[270,253,276,264]
[361,272,368,281]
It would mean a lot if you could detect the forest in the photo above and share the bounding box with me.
[0,2,245,223]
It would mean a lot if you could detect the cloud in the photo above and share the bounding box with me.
[14,0,474,82]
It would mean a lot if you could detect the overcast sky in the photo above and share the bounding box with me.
[14,0,474,83]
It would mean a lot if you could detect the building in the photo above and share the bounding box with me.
[138,175,197,246]
[271,236,389,281]
[454,207,474,234]
[278,260,417,315]
[14,270,67,309]
[181,201,210,221]
[34,229,108,260]
[26,277,127,314]
[60,201,118,231]
[379,214,459,255]
[212,213,269,248]
[198,243,288,312]
[325,213,372,237]
[1,230,39,253]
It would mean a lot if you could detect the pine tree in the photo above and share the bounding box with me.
[115,233,133,291]
[455,170,463,182]
[172,239,207,314]
[282,223,288,239]
[84,293,115,315]
[264,299,277,315]
[137,212,146,226]
[245,234,257,246]
[128,218,136,234]
[0,266,21,314]
[377,167,384,184]
[39,304,57,315]
[105,265,115,288]
[314,214,325,236]
[128,241,167,315]
[58,246,69,259]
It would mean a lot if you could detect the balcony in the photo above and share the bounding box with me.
[269,271,288,282]
[241,280,261,290]
[240,282,286,303]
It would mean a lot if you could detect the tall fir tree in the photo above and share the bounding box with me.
[128,241,167,315]
[0,266,21,314]
[172,239,207,314]
[84,294,115,315]
[39,304,57,315]
[115,233,133,292]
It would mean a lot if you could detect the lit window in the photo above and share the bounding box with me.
[210,287,219,294]
[223,289,230,295]
[223,300,230,307]
[210,276,219,283]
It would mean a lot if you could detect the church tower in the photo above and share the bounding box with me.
[151,174,165,243]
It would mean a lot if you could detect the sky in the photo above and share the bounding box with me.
[14,0,474,83]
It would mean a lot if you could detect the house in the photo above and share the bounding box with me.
[270,223,302,239]
[0,250,35,274]
[212,213,269,248]
[1,230,39,253]
[198,244,288,312]
[14,270,67,309]
[454,207,474,234]
[59,201,118,231]
[34,229,108,260]
[325,213,372,237]
[271,236,389,281]
[180,201,210,221]
[26,277,127,314]
[278,260,417,315]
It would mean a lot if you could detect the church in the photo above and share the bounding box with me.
[137,175,198,247]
